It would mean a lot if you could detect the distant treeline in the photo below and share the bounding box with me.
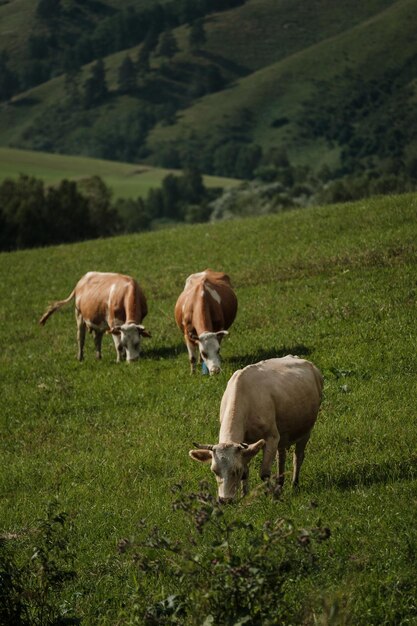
[0,168,220,251]
[3,158,417,252]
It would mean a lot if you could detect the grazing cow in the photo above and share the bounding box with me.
[39,271,150,362]
[189,356,323,502]
[174,269,238,375]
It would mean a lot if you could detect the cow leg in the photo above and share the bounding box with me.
[242,467,250,496]
[93,330,103,360]
[111,334,125,362]
[75,310,86,361]
[185,337,197,374]
[292,433,310,488]
[260,436,278,481]
[277,444,287,488]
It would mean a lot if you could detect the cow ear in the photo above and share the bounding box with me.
[189,449,213,463]
[188,331,199,342]
[241,439,265,460]
[137,325,151,338]
[108,327,121,336]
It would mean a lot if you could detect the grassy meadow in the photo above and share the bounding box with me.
[1,193,417,624]
[0,147,239,200]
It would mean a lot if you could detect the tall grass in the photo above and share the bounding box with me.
[1,193,416,623]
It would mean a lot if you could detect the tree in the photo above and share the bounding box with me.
[45,180,92,244]
[114,197,151,233]
[63,53,82,107]
[77,176,120,237]
[36,0,61,21]
[143,28,159,55]
[235,143,262,179]
[0,176,46,250]
[161,174,181,219]
[156,29,178,60]
[117,55,137,94]
[136,45,150,76]
[0,51,19,102]
[189,19,206,52]
[205,64,223,92]
[83,58,108,108]
[179,167,205,203]
[146,188,164,220]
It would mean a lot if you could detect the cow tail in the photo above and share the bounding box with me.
[39,289,76,325]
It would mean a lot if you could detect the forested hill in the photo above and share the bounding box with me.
[1,0,417,199]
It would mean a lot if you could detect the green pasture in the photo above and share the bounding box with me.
[1,193,416,623]
[0,147,239,200]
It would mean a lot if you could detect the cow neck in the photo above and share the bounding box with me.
[219,390,245,444]
[123,283,140,324]
[192,282,214,335]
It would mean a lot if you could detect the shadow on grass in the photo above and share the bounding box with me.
[142,342,312,365]
[225,344,312,369]
[315,457,417,491]
[142,342,184,360]
[12,96,39,107]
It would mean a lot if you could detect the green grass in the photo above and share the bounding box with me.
[1,193,417,623]
[0,146,239,200]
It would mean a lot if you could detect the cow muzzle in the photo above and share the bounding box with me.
[218,496,234,505]
[209,365,221,375]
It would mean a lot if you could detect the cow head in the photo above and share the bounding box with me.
[109,323,151,362]
[189,330,229,375]
[189,440,265,502]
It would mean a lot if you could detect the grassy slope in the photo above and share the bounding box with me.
[149,0,417,169]
[202,0,395,72]
[0,146,239,199]
[0,194,416,623]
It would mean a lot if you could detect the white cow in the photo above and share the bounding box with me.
[190,356,323,502]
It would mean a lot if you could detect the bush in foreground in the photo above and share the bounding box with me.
[118,482,331,625]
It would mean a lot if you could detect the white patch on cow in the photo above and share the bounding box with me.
[198,331,221,375]
[206,284,221,304]
[111,322,142,362]
[212,444,244,500]
[185,271,205,289]
[85,319,108,332]
[108,283,116,309]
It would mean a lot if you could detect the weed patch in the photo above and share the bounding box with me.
[118,482,331,625]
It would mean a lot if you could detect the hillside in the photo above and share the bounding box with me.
[148,0,417,172]
[0,193,416,623]
[1,0,417,194]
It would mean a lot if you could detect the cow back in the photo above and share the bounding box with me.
[175,269,237,335]
[75,272,147,326]
[220,356,323,445]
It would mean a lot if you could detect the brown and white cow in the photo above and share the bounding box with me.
[190,356,323,502]
[39,271,150,362]
[174,269,238,375]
